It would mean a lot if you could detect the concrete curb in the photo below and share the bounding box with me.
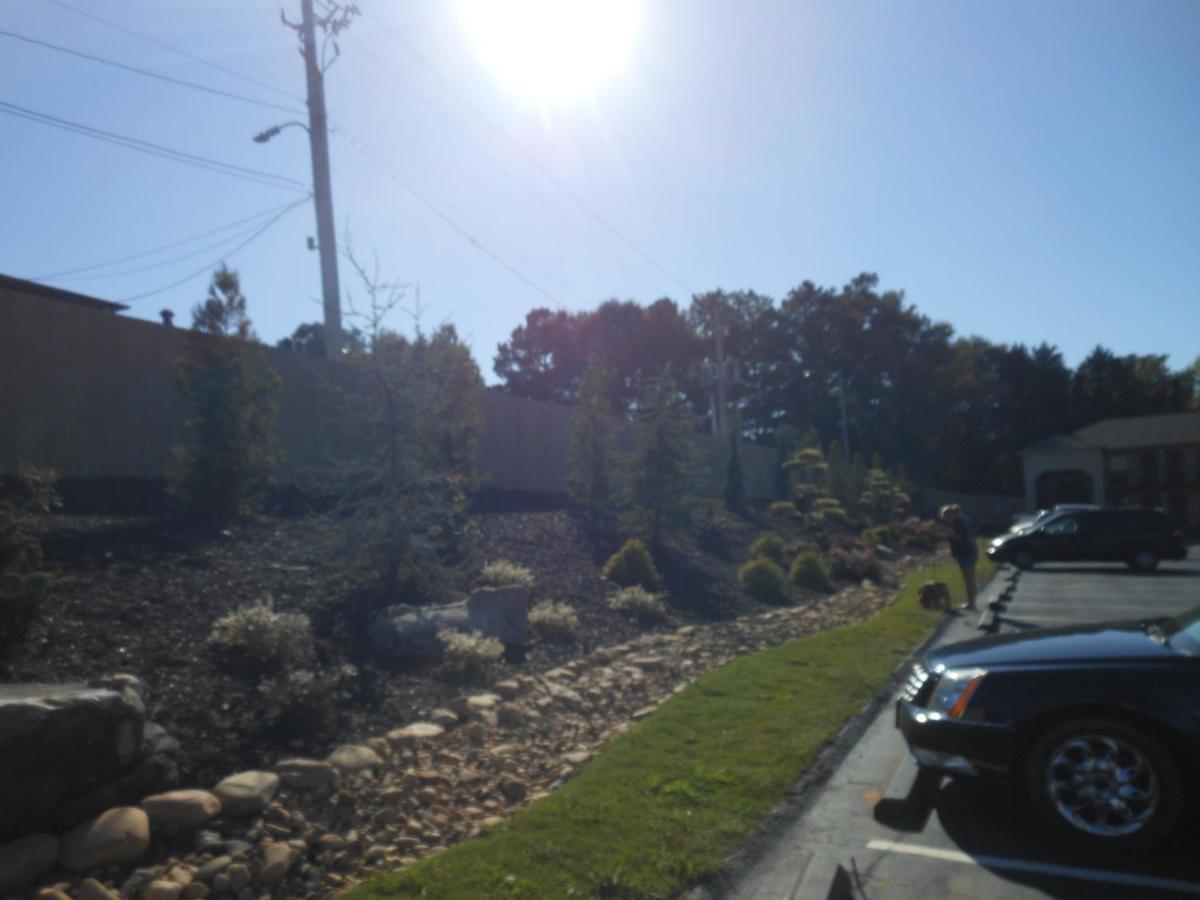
[688,566,1004,900]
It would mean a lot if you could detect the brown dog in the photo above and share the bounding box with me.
[918,580,952,611]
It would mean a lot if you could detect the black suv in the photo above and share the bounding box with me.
[987,508,1186,571]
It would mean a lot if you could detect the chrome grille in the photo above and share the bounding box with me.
[900,662,931,704]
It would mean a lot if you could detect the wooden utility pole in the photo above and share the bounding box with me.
[300,0,342,357]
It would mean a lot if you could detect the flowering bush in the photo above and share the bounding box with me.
[439,628,504,681]
[210,599,313,670]
[528,602,581,641]
[476,560,535,589]
[607,586,668,623]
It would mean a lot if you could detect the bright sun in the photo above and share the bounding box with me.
[459,0,639,103]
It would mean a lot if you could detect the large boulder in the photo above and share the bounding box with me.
[59,806,150,871]
[370,585,532,657]
[0,680,176,841]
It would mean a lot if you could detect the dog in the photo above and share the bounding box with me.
[918,580,952,611]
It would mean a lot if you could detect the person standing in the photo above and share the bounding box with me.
[940,504,978,610]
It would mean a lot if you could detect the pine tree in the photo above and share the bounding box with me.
[171,266,280,525]
[827,439,849,505]
[568,366,617,519]
[724,430,747,513]
[628,378,694,546]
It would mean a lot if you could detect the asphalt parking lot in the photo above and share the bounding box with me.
[728,549,1200,900]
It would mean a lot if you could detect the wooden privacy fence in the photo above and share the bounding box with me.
[1,291,780,499]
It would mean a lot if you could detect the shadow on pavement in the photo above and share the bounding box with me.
[876,773,1200,898]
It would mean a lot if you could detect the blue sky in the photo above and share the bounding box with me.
[2,0,1197,380]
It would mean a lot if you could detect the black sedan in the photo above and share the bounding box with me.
[896,611,1200,846]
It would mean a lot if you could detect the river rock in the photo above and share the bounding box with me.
[60,806,150,871]
[141,789,221,827]
[256,842,298,883]
[275,758,337,790]
[0,833,59,894]
[212,771,279,818]
[386,722,445,747]
[326,744,383,772]
[142,880,182,900]
[0,681,148,841]
[77,877,122,900]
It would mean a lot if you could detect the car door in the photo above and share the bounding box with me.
[1077,511,1117,561]
[1037,514,1083,562]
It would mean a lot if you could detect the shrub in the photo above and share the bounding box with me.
[210,599,313,670]
[528,602,581,641]
[258,664,357,730]
[827,548,883,583]
[477,560,535,589]
[738,558,789,604]
[608,586,669,623]
[439,628,504,681]
[767,501,799,521]
[0,466,59,647]
[861,525,897,547]
[748,531,786,566]
[602,539,662,590]
[790,551,833,593]
[900,517,941,549]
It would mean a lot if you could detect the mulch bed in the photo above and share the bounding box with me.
[2,508,788,786]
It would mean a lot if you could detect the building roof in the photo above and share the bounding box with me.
[1022,410,1200,454]
[0,273,129,314]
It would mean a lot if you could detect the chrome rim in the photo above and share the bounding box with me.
[1045,734,1158,837]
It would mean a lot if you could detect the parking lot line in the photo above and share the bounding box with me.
[865,840,1200,895]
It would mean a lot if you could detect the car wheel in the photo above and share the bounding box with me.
[1014,550,1035,570]
[1026,717,1181,847]
[1131,550,1158,572]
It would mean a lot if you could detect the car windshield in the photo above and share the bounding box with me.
[1163,608,1200,656]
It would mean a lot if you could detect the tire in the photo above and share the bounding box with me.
[1014,550,1035,570]
[1130,550,1159,572]
[1026,716,1182,847]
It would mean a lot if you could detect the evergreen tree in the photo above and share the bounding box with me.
[724,430,747,513]
[827,439,850,505]
[171,266,280,525]
[568,366,617,519]
[628,378,694,546]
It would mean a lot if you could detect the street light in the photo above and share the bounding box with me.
[252,121,310,143]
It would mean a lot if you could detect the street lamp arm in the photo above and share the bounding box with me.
[253,121,310,143]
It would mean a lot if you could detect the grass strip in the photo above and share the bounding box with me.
[348,551,994,899]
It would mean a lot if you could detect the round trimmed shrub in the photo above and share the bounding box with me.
[790,551,833,593]
[748,531,786,566]
[602,538,662,590]
[738,558,789,604]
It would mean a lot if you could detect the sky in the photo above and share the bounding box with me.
[2,0,1198,381]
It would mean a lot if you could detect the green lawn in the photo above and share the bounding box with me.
[347,551,994,900]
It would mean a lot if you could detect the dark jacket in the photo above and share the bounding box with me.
[950,515,977,564]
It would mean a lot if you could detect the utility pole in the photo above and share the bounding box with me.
[300,0,341,358]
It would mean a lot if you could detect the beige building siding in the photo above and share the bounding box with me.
[1,290,779,499]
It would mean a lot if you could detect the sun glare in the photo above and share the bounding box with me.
[459,0,638,103]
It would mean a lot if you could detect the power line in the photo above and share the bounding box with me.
[42,0,306,105]
[366,13,696,297]
[333,127,570,309]
[33,200,308,280]
[0,27,304,115]
[0,99,309,193]
[118,197,310,303]
[48,202,313,283]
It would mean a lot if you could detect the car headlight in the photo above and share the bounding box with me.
[928,667,987,718]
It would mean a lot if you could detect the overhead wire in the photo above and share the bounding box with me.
[32,200,309,280]
[333,127,570,310]
[366,12,696,297]
[40,0,306,105]
[0,99,309,193]
[117,197,311,303]
[0,27,304,115]
[45,200,314,283]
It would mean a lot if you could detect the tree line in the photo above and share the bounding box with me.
[491,273,1199,495]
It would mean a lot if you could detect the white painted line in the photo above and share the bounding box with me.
[866,840,1200,895]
